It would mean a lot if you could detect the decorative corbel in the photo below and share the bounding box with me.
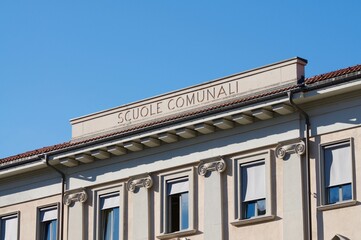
[63,188,88,206]
[275,140,305,159]
[197,156,226,176]
[126,174,153,192]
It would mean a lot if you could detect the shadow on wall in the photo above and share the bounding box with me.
[332,234,350,240]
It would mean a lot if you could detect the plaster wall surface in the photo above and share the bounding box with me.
[0,169,61,207]
[0,195,61,240]
[309,127,361,240]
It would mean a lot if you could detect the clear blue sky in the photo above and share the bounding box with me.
[1,1,360,158]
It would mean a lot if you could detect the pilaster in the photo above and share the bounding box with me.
[64,188,88,240]
[197,157,226,240]
[127,174,153,240]
[276,140,306,240]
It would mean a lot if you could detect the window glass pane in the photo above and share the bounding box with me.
[169,195,180,232]
[342,183,352,201]
[257,199,266,216]
[328,186,339,204]
[181,192,189,230]
[103,209,112,240]
[113,208,119,240]
[102,207,119,240]
[244,201,255,219]
[43,220,57,240]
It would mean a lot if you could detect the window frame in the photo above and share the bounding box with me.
[157,167,196,239]
[319,138,356,209]
[36,204,60,240]
[0,211,20,240]
[94,184,125,240]
[232,150,275,226]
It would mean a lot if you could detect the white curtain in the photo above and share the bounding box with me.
[101,194,120,210]
[242,162,266,201]
[41,208,58,222]
[325,143,352,187]
[168,179,189,195]
[1,215,18,240]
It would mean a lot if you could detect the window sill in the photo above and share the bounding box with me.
[157,229,197,239]
[317,200,357,211]
[230,214,275,226]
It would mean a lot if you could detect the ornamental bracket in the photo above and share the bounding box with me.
[63,188,88,206]
[126,174,153,192]
[275,140,306,159]
[197,156,226,176]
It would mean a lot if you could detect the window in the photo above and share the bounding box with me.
[0,213,19,240]
[167,178,189,232]
[322,140,353,205]
[159,168,196,238]
[95,185,124,240]
[232,151,274,225]
[100,193,120,240]
[241,161,266,219]
[39,207,58,240]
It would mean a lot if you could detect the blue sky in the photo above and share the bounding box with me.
[1,1,360,158]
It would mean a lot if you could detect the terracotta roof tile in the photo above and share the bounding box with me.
[1,64,361,165]
[305,64,361,84]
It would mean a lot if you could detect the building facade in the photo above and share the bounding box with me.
[1,57,361,240]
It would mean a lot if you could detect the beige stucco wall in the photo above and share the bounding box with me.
[0,195,61,240]
[310,127,361,240]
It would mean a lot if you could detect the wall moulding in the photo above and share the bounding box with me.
[197,156,226,176]
[275,139,305,159]
[63,188,88,206]
[126,174,153,192]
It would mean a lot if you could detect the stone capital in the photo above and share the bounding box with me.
[275,140,306,159]
[197,156,226,176]
[126,174,153,192]
[63,188,88,206]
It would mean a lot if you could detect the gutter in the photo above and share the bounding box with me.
[42,154,65,240]
[288,91,312,240]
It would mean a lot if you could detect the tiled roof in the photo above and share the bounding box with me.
[305,64,361,84]
[1,64,361,165]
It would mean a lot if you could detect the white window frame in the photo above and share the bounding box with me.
[36,204,59,240]
[94,184,125,240]
[232,150,275,226]
[157,167,196,239]
[319,138,356,210]
[0,212,20,240]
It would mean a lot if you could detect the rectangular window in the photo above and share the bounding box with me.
[39,207,58,240]
[100,193,120,240]
[233,151,274,225]
[159,168,195,238]
[323,141,353,205]
[95,185,124,240]
[0,213,19,240]
[241,161,266,219]
[167,178,189,232]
